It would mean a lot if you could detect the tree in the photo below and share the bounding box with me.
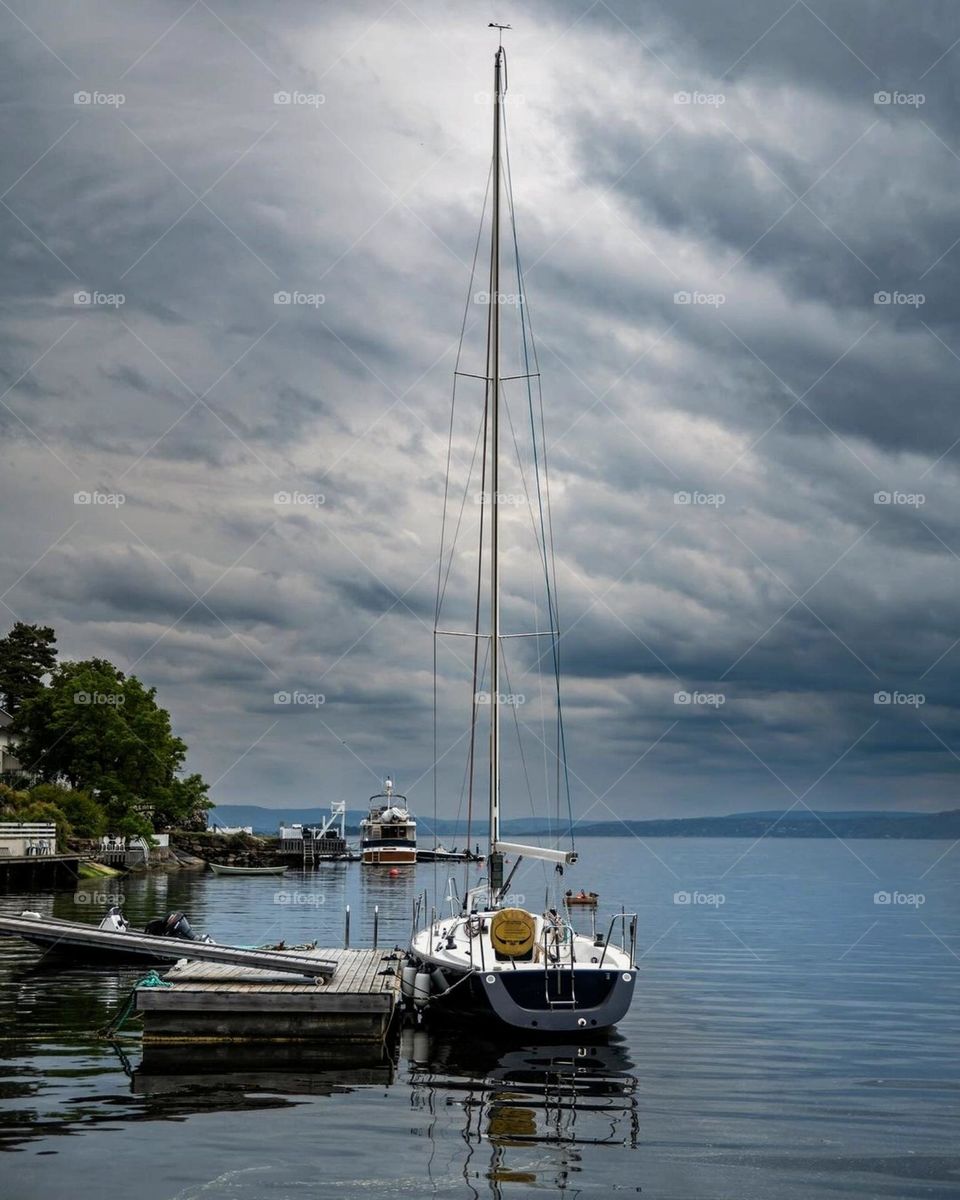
[153,772,211,831]
[0,622,56,714]
[29,783,105,838]
[0,783,71,849]
[0,782,25,815]
[16,798,72,849]
[14,658,211,834]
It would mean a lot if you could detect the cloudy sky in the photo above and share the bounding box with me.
[2,0,960,823]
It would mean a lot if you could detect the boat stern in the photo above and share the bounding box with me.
[476,965,636,1033]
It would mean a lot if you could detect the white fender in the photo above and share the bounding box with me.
[412,1029,431,1063]
[413,970,432,1008]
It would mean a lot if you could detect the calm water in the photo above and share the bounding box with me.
[1,837,958,1198]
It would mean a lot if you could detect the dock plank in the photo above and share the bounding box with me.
[136,945,401,1044]
[334,951,371,992]
[160,948,396,994]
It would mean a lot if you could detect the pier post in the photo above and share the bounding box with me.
[344,904,350,949]
[373,905,379,949]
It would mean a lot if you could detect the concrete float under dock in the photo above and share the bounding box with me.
[136,948,400,1044]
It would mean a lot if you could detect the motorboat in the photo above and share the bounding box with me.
[7,906,213,964]
[361,778,417,865]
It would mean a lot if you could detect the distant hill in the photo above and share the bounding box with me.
[574,810,960,839]
[208,804,960,840]
[207,806,555,841]
[726,809,920,821]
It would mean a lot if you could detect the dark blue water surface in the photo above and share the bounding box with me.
[1,837,958,1198]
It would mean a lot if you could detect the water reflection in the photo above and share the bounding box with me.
[1,1011,640,1194]
[404,1028,639,1196]
[357,861,419,947]
[0,1035,399,1151]
[133,1038,395,1096]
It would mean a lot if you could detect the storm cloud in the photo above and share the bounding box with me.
[2,1,960,821]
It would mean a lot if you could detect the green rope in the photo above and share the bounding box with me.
[96,969,171,1039]
[138,969,172,989]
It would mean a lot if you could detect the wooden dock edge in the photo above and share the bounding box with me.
[135,947,401,1045]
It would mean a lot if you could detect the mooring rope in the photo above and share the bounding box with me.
[95,969,171,1039]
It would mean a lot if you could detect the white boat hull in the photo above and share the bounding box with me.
[408,909,636,1033]
[209,863,288,876]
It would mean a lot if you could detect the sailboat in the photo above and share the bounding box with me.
[405,41,637,1033]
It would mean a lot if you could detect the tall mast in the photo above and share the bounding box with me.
[487,46,503,874]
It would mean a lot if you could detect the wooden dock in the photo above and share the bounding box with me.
[0,854,79,889]
[136,948,401,1044]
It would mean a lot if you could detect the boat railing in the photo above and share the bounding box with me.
[538,916,578,1005]
[597,911,638,969]
[411,889,429,940]
[537,916,576,966]
[445,876,461,918]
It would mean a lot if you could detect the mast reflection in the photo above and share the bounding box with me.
[405,1028,639,1197]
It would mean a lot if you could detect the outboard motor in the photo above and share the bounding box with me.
[144,911,196,940]
[143,911,214,943]
[165,912,196,940]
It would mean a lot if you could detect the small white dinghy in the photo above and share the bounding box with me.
[208,863,288,876]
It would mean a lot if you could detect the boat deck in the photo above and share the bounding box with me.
[136,947,401,1043]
